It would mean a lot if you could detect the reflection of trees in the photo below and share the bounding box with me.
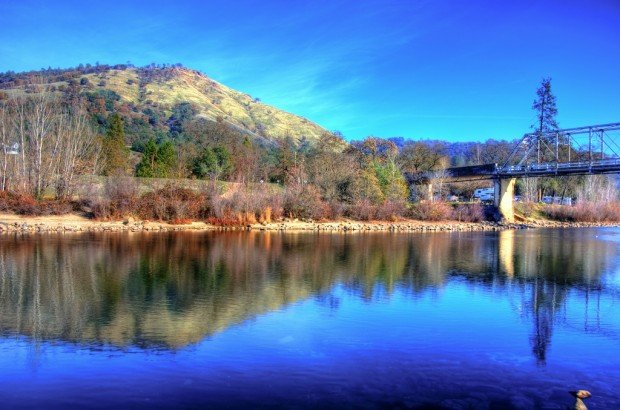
[505,230,614,364]
[529,279,560,365]
[0,230,617,353]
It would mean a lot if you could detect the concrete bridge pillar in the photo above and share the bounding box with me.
[494,178,516,222]
[427,183,434,202]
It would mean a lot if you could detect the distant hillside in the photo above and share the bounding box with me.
[0,63,328,147]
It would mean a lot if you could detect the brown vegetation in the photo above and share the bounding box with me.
[542,202,620,222]
[0,191,74,216]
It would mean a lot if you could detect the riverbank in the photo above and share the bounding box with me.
[1,213,619,234]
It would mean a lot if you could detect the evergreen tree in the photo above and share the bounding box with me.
[531,78,560,199]
[532,77,559,134]
[191,146,232,180]
[136,138,158,178]
[192,148,218,179]
[156,140,176,177]
[102,114,129,176]
[136,139,176,178]
[373,160,409,201]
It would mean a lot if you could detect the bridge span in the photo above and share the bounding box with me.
[406,122,620,222]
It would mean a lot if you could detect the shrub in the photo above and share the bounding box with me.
[90,198,114,220]
[135,185,208,221]
[88,177,139,219]
[206,213,241,227]
[105,177,139,211]
[283,184,327,220]
[0,191,74,216]
[541,204,574,221]
[515,201,537,218]
[409,201,452,221]
[542,202,620,223]
[89,181,211,222]
[597,202,620,221]
[38,200,74,216]
[327,201,346,220]
[452,203,485,222]
[205,185,284,225]
[347,199,377,221]
[376,200,407,221]
[0,192,36,215]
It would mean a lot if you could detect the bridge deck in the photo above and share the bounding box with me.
[408,159,620,182]
[496,159,620,178]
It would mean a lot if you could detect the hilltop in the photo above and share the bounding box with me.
[0,63,328,146]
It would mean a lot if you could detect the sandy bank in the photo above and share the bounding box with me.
[0,213,216,233]
[1,213,619,234]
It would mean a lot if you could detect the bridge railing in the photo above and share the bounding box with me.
[498,158,620,175]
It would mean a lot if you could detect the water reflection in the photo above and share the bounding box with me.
[0,230,618,360]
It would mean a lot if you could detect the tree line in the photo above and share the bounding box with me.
[0,78,618,223]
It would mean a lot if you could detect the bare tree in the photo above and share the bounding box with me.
[24,91,58,198]
[428,169,452,201]
[522,177,539,203]
[578,175,618,204]
[397,141,448,174]
[55,106,100,198]
[0,84,100,199]
[0,102,12,191]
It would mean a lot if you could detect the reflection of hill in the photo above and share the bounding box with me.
[0,230,616,349]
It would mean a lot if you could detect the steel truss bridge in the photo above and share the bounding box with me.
[407,122,620,221]
[498,122,620,177]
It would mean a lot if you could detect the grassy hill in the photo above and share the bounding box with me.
[0,64,328,146]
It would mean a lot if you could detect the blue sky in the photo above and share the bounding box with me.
[1,0,619,142]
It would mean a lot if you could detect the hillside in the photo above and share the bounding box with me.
[0,63,328,146]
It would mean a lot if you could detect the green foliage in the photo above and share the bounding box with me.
[191,146,233,179]
[101,114,130,176]
[372,160,409,201]
[158,141,176,174]
[87,89,121,111]
[169,102,197,137]
[135,139,158,178]
[349,168,385,205]
[136,138,177,178]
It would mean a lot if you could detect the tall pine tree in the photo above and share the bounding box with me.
[102,114,130,176]
[136,139,176,178]
[532,78,559,134]
[530,78,560,199]
[156,140,176,177]
[136,138,158,178]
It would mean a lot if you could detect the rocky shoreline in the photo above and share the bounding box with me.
[0,213,618,234]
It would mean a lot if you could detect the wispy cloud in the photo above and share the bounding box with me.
[180,1,425,136]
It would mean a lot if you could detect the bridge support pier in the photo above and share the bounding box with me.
[494,178,516,222]
[427,183,434,202]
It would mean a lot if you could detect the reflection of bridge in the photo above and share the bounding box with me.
[407,122,620,222]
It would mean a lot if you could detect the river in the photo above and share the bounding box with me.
[0,229,619,409]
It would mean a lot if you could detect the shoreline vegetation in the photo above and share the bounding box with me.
[2,176,620,235]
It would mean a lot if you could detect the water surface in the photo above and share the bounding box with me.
[0,229,619,409]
